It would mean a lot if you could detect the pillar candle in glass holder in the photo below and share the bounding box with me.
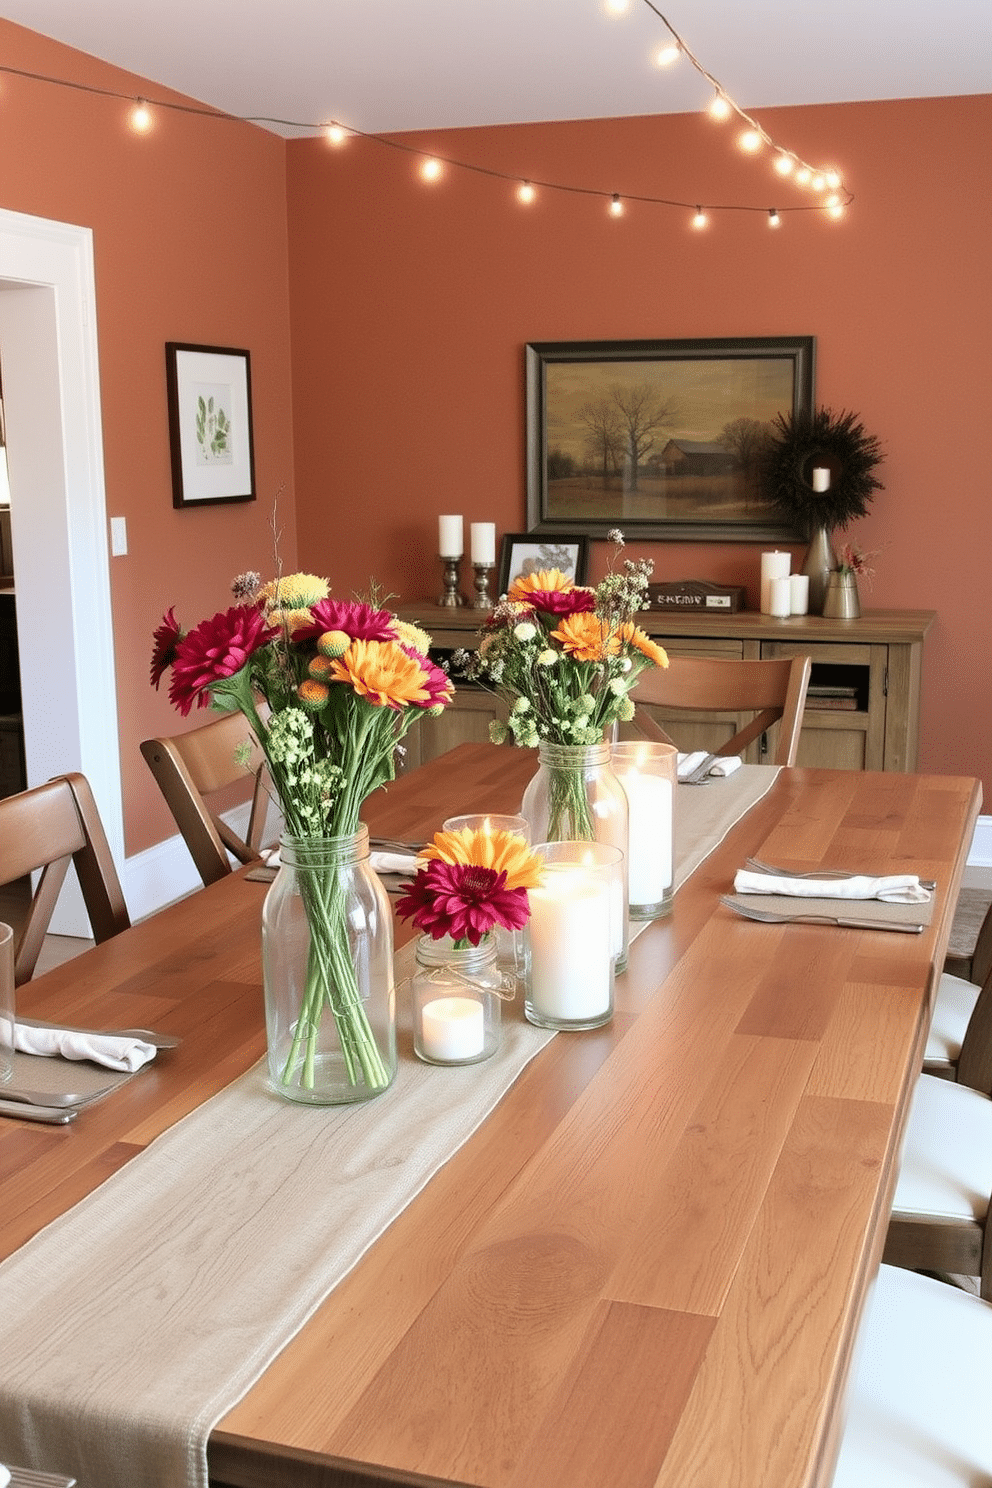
[611,741,676,919]
[524,841,620,1030]
[769,575,792,617]
[760,551,791,613]
[470,522,496,565]
[438,514,463,557]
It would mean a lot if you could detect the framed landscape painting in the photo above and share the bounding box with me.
[525,336,814,542]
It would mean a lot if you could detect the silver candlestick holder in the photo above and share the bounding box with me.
[471,563,495,610]
[438,556,467,607]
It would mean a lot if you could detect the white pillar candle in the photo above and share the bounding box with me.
[438,514,463,557]
[812,466,831,492]
[760,551,791,613]
[613,767,673,907]
[527,864,613,1021]
[769,575,792,617]
[790,573,810,615]
[470,522,496,565]
[420,996,485,1061]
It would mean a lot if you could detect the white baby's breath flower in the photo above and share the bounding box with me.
[513,621,537,643]
[512,697,531,715]
[537,649,558,667]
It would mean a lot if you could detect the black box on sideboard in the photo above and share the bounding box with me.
[646,580,748,614]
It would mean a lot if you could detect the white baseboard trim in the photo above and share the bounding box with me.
[968,815,992,868]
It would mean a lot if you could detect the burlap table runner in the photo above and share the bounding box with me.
[0,765,778,1488]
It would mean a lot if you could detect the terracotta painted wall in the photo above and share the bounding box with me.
[286,96,992,805]
[0,20,297,855]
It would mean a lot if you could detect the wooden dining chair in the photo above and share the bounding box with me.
[629,653,812,767]
[141,709,274,887]
[831,1263,992,1487]
[0,772,130,985]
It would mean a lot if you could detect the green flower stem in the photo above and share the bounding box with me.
[545,764,596,841]
[280,846,391,1093]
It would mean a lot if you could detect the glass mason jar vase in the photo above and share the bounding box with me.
[262,826,396,1105]
[412,934,502,1065]
[520,740,629,972]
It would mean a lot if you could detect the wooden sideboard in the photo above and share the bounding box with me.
[396,604,935,774]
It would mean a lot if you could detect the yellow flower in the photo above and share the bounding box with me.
[390,618,432,656]
[551,612,620,662]
[423,826,543,890]
[507,568,574,602]
[316,629,351,658]
[298,678,329,710]
[329,638,430,709]
[617,623,669,669]
[259,573,330,613]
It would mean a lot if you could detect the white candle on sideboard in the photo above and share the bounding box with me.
[790,573,810,615]
[614,767,673,906]
[420,996,485,1061]
[438,514,463,557]
[527,864,613,1021]
[769,576,792,618]
[760,551,791,613]
[470,522,496,565]
[812,466,831,492]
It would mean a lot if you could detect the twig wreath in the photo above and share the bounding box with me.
[762,406,885,538]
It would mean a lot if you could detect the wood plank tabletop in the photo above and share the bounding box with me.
[0,746,981,1488]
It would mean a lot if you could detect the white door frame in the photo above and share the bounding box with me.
[0,207,123,934]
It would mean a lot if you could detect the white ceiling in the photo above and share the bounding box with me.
[1,0,990,138]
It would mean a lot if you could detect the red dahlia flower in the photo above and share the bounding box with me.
[150,606,183,688]
[295,598,397,644]
[395,861,529,946]
[524,586,596,617]
[168,604,276,716]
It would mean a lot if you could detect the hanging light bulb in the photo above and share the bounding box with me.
[811,173,826,192]
[768,209,781,228]
[826,202,845,219]
[420,157,443,183]
[709,92,731,121]
[825,169,841,189]
[774,152,794,177]
[609,193,624,217]
[604,0,631,13]
[517,181,536,205]
[739,128,763,154]
[794,166,812,187]
[654,41,680,66]
[325,124,348,147]
[692,206,707,230]
[129,99,152,133]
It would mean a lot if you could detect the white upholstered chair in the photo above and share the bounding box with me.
[831,1264,992,1487]
[923,896,992,1086]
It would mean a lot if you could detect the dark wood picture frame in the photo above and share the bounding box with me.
[497,533,589,597]
[526,336,815,543]
[166,342,256,508]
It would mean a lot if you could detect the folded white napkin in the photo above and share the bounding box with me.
[677,751,743,781]
[733,870,931,905]
[261,848,423,875]
[0,1016,156,1071]
[0,1461,10,1488]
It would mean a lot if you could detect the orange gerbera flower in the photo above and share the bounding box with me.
[507,568,574,602]
[617,623,670,669]
[551,612,620,662]
[422,826,543,890]
[329,638,430,710]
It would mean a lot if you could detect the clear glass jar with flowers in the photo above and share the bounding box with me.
[150,571,453,1103]
[396,825,543,1063]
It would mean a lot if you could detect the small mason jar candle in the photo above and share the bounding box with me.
[524,841,621,1031]
[611,740,676,919]
[413,935,502,1065]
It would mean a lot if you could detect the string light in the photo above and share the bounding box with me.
[0,2,854,229]
[768,208,781,228]
[654,41,680,66]
[739,128,763,154]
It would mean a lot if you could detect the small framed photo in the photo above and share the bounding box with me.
[165,342,256,508]
[497,533,589,597]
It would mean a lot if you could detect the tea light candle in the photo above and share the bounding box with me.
[790,573,810,615]
[528,863,613,1021]
[812,466,830,492]
[438,514,463,557]
[420,996,485,1062]
[769,575,792,617]
[470,522,496,565]
[760,551,791,613]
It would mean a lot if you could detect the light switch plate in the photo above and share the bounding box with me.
[110,516,128,556]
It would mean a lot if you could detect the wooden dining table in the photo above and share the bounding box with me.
[0,744,981,1488]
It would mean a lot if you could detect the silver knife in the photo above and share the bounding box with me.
[720,897,925,934]
[0,1098,78,1124]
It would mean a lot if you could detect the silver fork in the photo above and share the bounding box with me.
[0,1083,117,1109]
[744,857,937,892]
[720,895,925,934]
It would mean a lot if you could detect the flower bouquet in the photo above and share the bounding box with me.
[454,533,668,841]
[150,572,453,1100]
